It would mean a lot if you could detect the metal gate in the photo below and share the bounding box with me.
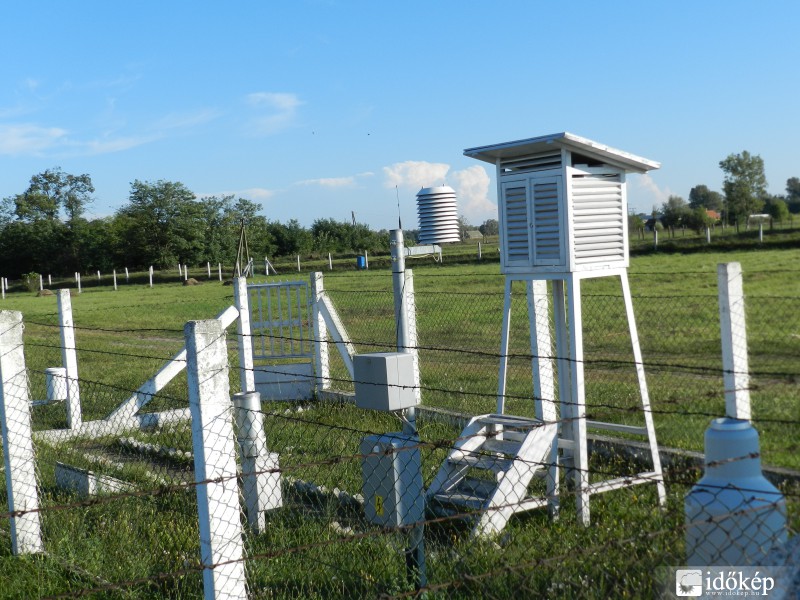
[248,281,314,400]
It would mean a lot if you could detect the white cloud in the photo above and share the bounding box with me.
[0,123,67,155]
[82,134,160,155]
[237,187,275,201]
[152,108,221,130]
[297,176,355,188]
[245,92,303,135]
[383,160,450,190]
[629,174,673,213]
[450,165,496,224]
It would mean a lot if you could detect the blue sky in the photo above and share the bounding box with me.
[2,1,798,230]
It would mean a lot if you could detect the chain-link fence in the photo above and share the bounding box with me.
[0,268,796,599]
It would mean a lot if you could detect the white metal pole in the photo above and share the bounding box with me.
[365,250,369,269]
[48,274,52,286]
[759,222,763,243]
[706,226,711,244]
[57,290,82,429]
[125,267,129,282]
[39,274,43,291]
[1,278,5,300]
[184,319,247,600]
[218,263,222,282]
[77,273,81,294]
[184,265,189,281]
[328,253,332,271]
[149,266,153,288]
[0,310,43,554]
[478,242,482,260]
[207,262,211,278]
[718,262,751,420]
[113,270,117,291]
[96,270,100,281]
[178,263,182,277]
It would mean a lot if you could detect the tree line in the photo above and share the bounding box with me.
[639,151,800,232]
[0,169,391,278]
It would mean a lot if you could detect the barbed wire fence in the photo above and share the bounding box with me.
[0,266,796,598]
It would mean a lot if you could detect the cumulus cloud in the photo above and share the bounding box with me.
[245,92,303,135]
[629,174,673,213]
[450,165,496,223]
[383,160,450,190]
[237,187,275,201]
[0,123,67,155]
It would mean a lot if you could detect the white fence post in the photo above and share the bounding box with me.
[718,262,751,420]
[185,319,247,600]
[1,278,5,299]
[218,263,222,282]
[178,264,183,278]
[365,250,369,269]
[296,255,300,273]
[207,262,211,278]
[184,265,189,281]
[149,266,153,288]
[76,273,82,294]
[233,277,255,393]
[328,253,332,271]
[233,391,281,534]
[311,272,330,393]
[113,269,118,291]
[39,274,43,291]
[57,290,82,428]
[0,310,43,554]
[48,274,52,286]
[125,267,129,283]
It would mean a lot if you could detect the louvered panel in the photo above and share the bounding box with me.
[532,178,563,265]
[500,152,562,174]
[571,174,624,265]
[502,184,530,264]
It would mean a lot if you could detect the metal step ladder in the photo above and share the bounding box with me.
[426,413,558,537]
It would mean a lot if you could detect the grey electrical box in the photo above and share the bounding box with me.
[360,433,425,527]
[354,352,417,412]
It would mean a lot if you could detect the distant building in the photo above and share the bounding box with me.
[705,209,721,221]
[463,229,484,242]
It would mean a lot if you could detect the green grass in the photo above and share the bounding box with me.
[0,247,797,598]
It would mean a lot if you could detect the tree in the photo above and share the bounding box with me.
[116,180,204,268]
[684,206,716,232]
[457,215,472,241]
[660,195,691,229]
[11,167,94,223]
[764,196,789,222]
[688,184,723,212]
[719,151,767,224]
[786,177,800,214]
[479,218,499,237]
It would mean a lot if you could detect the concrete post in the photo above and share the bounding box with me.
[0,311,43,554]
[233,391,282,534]
[233,277,255,393]
[185,319,247,600]
[57,290,81,428]
[311,272,330,393]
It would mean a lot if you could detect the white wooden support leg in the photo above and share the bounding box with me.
[496,278,514,415]
[527,279,559,517]
[620,273,666,506]
[552,280,573,472]
[566,275,590,526]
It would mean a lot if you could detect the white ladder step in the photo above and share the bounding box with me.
[477,414,543,429]
[482,437,523,456]
[449,450,511,474]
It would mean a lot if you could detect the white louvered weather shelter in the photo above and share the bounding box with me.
[458,132,666,527]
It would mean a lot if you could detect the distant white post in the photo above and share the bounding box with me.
[125,267,129,283]
[759,222,764,243]
[328,253,332,270]
[478,242,482,260]
[48,274,52,286]
[218,263,222,282]
[77,273,81,294]
[706,226,711,244]
[184,265,189,281]
[718,262,751,420]
[296,255,301,272]
[178,264,183,277]
[113,270,118,291]
[207,262,211,278]
[653,229,658,250]
[57,290,82,428]
[185,319,247,600]
[1,278,5,299]
[96,270,100,281]
[38,275,43,291]
[233,277,255,393]
[149,266,154,288]
[365,250,369,269]
[0,310,43,555]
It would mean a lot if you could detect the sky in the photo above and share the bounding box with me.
[2,1,799,231]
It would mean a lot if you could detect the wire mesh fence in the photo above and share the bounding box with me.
[0,268,796,598]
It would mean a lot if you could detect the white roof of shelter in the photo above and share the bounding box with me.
[464,132,660,174]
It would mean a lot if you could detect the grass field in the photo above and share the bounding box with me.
[0,245,797,598]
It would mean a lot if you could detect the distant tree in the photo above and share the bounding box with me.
[116,180,204,268]
[786,177,800,213]
[457,215,472,241]
[719,151,767,225]
[9,167,94,223]
[660,195,691,229]
[628,213,644,233]
[684,206,716,232]
[764,196,789,222]
[479,218,499,237]
[688,184,723,212]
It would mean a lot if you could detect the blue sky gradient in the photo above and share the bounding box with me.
[2,1,798,229]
